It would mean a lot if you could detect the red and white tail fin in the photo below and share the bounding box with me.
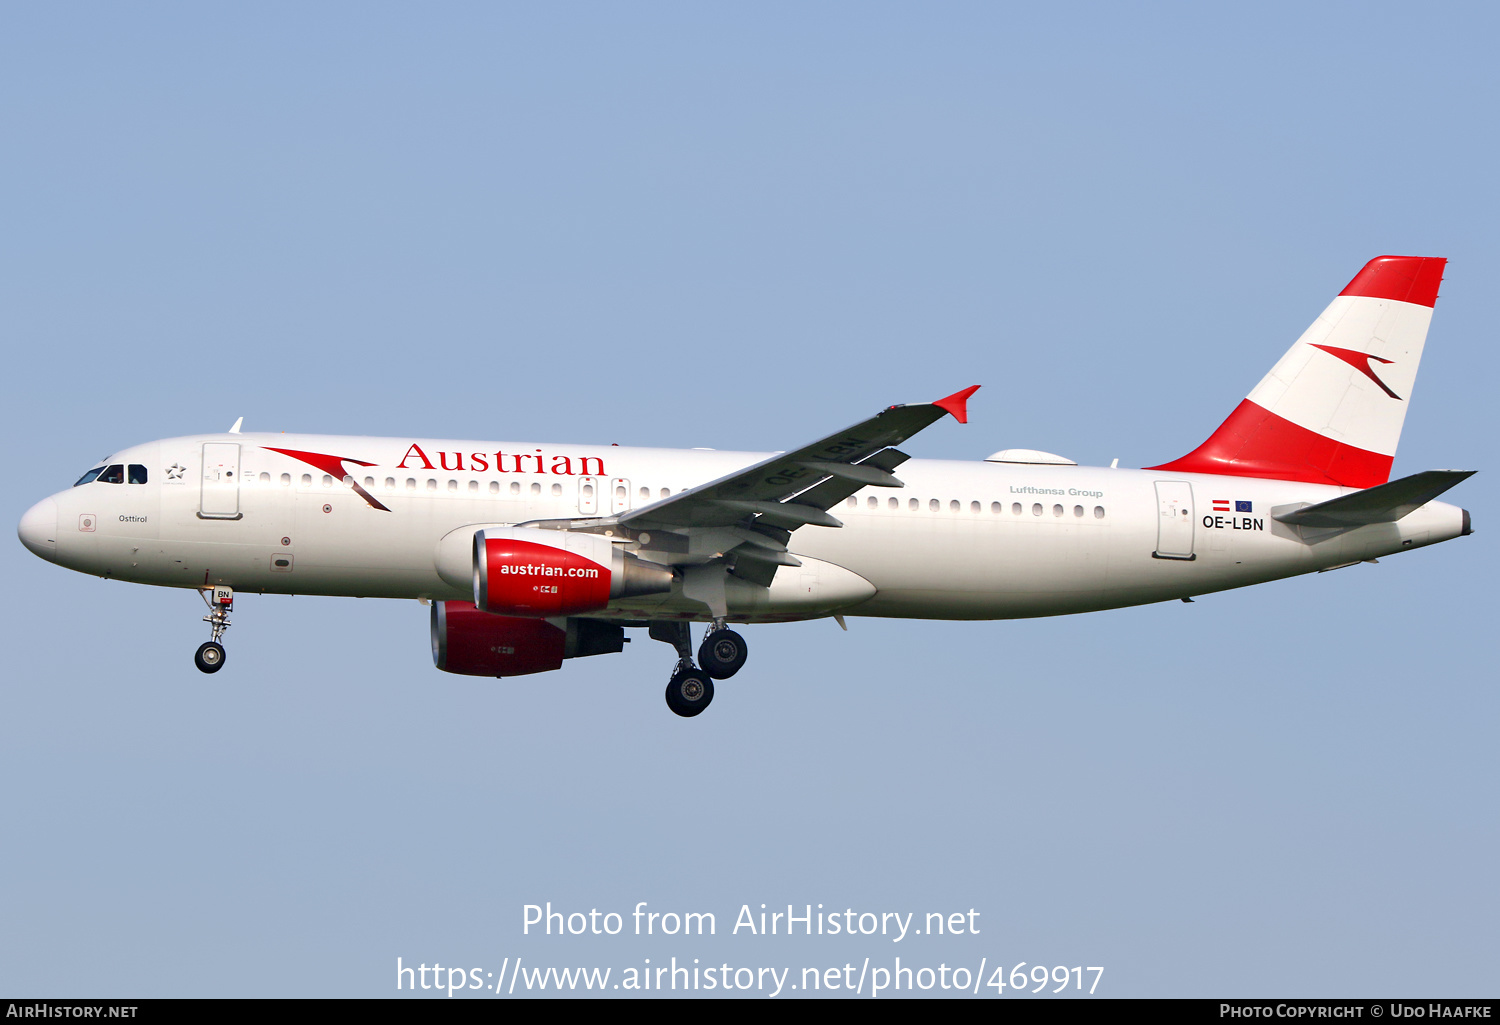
[1149,255,1446,488]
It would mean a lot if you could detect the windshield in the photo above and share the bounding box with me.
[73,466,105,487]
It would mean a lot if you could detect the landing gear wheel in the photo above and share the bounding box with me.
[665,668,715,717]
[195,641,227,674]
[698,628,747,679]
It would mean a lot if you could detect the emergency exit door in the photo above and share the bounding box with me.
[1153,480,1195,560]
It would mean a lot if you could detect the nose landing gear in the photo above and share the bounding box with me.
[195,585,233,674]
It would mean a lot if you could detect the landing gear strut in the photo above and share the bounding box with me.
[649,621,724,717]
[195,585,233,674]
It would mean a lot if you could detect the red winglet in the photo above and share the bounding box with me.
[1339,255,1446,308]
[932,385,981,424]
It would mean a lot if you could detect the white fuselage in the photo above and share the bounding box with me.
[25,431,1467,624]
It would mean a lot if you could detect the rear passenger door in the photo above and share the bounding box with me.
[1152,480,1195,560]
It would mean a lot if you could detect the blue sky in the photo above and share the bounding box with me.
[2,2,1495,998]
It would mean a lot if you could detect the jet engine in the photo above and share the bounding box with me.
[472,527,673,617]
[431,600,629,677]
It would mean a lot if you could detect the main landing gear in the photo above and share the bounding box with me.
[195,585,233,674]
[649,619,748,718]
[699,624,747,680]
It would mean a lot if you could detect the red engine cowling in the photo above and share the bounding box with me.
[472,527,673,617]
[431,600,630,677]
[431,600,565,676]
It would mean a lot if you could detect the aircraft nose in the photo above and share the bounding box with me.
[18,496,58,563]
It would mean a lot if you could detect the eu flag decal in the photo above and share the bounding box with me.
[1235,500,1252,513]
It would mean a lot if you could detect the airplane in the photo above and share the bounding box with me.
[16,256,1474,717]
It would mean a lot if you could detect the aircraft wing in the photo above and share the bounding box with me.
[615,386,978,584]
[621,386,979,532]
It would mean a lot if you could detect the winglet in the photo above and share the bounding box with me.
[932,385,981,424]
[228,417,243,434]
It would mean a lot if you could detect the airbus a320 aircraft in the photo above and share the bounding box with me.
[17,256,1473,716]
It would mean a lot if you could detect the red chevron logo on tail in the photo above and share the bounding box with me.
[1309,344,1402,400]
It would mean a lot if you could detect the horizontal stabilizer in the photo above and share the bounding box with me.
[1273,470,1474,528]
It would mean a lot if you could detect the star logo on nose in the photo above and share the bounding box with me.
[166,463,186,480]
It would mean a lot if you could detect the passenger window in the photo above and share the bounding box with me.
[929,499,939,511]
[868,496,878,509]
[971,501,980,513]
[385,477,395,490]
[364,477,375,488]
[426,479,437,491]
[510,481,520,495]
[98,464,125,484]
[405,478,416,491]
[447,480,457,492]
[73,466,106,487]
[468,480,478,493]
[1094,506,1105,519]
[888,497,898,509]
[1053,504,1064,517]
[639,487,650,499]
[660,488,670,499]
[127,464,148,484]
[1032,503,1042,516]
[991,502,1001,514]
[531,483,541,495]
[551,483,562,496]
[281,473,290,486]
[1074,505,1084,517]
[489,481,499,494]
[302,474,312,486]
[259,472,270,483]
[909,498,918,511]
[322,475,333,487]
[1013,502,1023,515]
[582,484,594,498]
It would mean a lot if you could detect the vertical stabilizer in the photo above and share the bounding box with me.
[1148,256,1445,488]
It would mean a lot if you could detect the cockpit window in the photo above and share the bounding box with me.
[73,466,105,487]
[128,464,148,484]
[97,464,125,484]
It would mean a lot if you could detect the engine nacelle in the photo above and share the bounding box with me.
[473,527,673,617]
[431,600,627,677]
